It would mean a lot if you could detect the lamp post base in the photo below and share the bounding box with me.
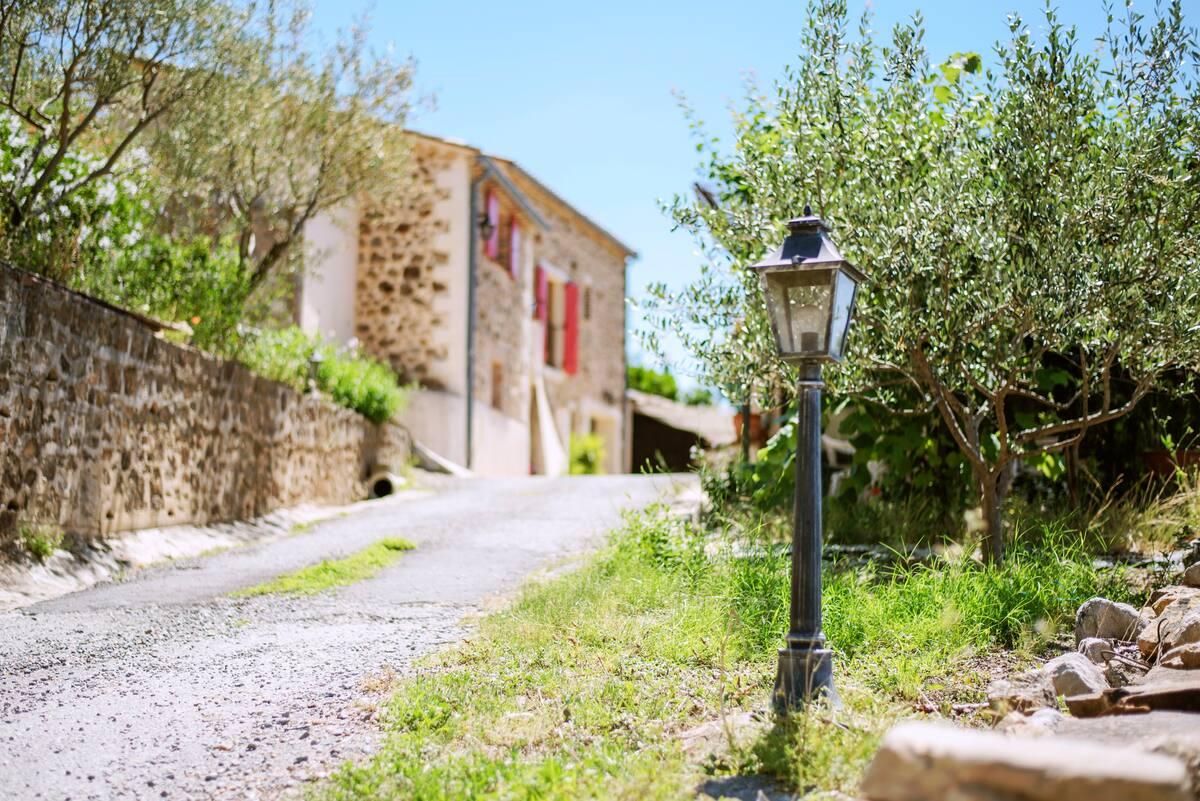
[773,646,838,713]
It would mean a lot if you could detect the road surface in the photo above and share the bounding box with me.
[0,474,689,800]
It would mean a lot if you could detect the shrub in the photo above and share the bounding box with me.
[569,433,606,475]
[234,327,407,423]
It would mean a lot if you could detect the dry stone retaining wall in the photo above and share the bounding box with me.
[0,262,406,548]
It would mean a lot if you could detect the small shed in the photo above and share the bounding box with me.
[625,389,737,473]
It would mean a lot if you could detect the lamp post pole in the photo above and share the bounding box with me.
[773,361,837,712]
[749,209,861,713]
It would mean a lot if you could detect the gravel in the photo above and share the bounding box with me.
[0,474,689,800]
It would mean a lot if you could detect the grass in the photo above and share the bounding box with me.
[314,505,1142,800]
[234,537,414,597]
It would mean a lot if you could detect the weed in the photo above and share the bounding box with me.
[233,537,414,597]
[18,523,63,563]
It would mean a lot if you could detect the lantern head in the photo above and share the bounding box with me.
[750,214,864,363]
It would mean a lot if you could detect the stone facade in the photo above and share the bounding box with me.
[353,145,457,389]
[0,263,406,547]
[300,132,634,476]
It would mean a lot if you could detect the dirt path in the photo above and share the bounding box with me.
[0,474,691,800]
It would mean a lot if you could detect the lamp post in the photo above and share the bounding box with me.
[750,209,864,713]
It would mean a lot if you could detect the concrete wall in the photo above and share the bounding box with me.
[0,263,406,547]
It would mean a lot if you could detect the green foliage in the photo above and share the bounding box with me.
[16,522,63,563]
[681,387,716,406]
[232,537,414,597]
[235,326,408,423]
[319,503,1142,799]
[626,363,678,400]
[568,433,606,475]
[651,0,1200,561]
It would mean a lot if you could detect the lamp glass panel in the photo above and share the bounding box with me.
[763,269,832,357]
[826,269,859,361]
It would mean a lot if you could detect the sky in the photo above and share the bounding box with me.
[307,0,1188,386]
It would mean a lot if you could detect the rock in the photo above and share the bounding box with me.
[1147,586,1200,616]
[1078,637,1111,665]
[678,711,768,761]
[1044,652,1108,697]
[1183,563,1200,588]
[859,721,1192,801]
[1140,595,1200,658]
[1161,642,1200,670]
[996,708,1065,738]
[1075,597,1143,644]
[987,670,1056,713]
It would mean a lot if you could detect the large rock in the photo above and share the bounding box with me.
[859,721,1192,801]
[1076,597,1143,643]
[987,669,1056,713]
[996,708,1065,738]
[1140,596,1200,658]
[1161,642,1200,670]
[1147,587,1200,617]
[1183,563,1200,588]
[1044,652,1109,697]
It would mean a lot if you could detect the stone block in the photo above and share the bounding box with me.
[860,721,1192,801]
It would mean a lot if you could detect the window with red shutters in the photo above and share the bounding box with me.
[564,281,579,375]
[485,191,500,260]
[509,219,521,279]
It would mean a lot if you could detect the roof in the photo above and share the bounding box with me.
[406,129,636,259]
[627,389,737,447]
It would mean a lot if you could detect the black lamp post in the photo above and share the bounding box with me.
[750,210,864,713]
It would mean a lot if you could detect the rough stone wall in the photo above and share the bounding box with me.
[472,199,530,423]
[0,263,402,547]
[354,143,456,390]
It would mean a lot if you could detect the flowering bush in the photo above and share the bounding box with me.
[0,112,152,281]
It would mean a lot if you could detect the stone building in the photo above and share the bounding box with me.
[298,132,635,476]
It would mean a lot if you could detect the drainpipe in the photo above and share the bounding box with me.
[465,167,481,470]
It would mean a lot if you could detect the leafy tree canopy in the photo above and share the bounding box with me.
[648,0,1200,561]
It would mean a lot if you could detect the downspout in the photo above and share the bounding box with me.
[466,167,481,470]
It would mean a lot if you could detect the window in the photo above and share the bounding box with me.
[484,191,500,261]
[491,361,503,410]
[509,219,521,279]
[534,265,579,374]
[583,286,592,321]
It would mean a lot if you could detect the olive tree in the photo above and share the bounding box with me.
[652,1,1200,563]
[147,1,413,298]
[0,0,241,273]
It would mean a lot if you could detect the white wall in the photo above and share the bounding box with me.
[300,204,359,347]
[398,388,469,468]
[470,402,531,476]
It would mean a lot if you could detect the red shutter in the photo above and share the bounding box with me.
[485,191,500,260]
[564,281,579,375]
[509,219,521,279]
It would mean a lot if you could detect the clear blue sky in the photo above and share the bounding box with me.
[308,0,1188,384]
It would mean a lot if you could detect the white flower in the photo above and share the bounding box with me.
[121,230,140,246]
[96,182,117,205]
[98,236,112,250]
[57,205,69,216]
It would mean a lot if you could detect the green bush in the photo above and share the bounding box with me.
[626,364,678,400]
[235,327,407,423]
[569,433,606,475]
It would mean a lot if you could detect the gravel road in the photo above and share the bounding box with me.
[0,474,690,800]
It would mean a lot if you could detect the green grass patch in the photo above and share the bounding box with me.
[315,507,1142,800]
[234,537,414,597]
